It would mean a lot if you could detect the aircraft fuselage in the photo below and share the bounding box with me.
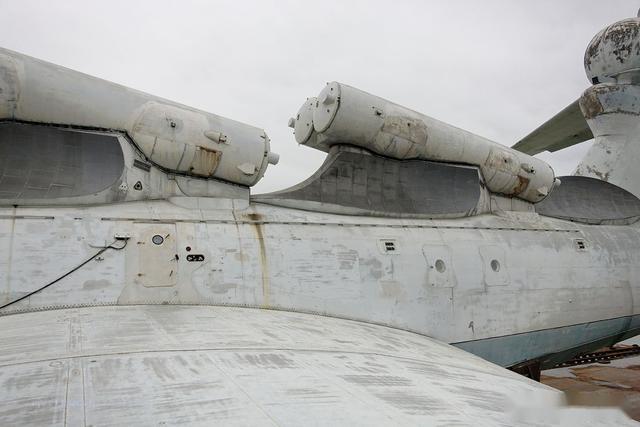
[2,198,637,369]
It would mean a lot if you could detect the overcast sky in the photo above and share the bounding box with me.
[0,0,636,192]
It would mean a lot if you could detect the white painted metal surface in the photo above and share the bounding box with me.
[584,17,640,84]
[574,18,640,197]
[513,16,640,201]
[0,48,278,186]
[575,83,640,197]
[0,305,633,426]
[0,12,639,426]
[0,198,637,370]
[291,81,556,203]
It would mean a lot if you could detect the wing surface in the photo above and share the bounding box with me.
[512,99,593,155]
[0,305,632,425]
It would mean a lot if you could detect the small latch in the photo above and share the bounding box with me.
[204,130,229,144]
[536,186,549,197]
[237,162,257,175]
[520,163,536,174]
[320,92,335,105]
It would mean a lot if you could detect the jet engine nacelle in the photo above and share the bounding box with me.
[0,48,278,187]
[291,82,555,203]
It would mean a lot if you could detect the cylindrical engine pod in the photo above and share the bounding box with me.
[290,82,555,203]
[0,48,279,187]
[129,101,277,186]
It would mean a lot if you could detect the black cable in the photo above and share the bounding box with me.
[0,238,128,311]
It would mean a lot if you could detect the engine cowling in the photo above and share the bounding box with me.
[0,48,278,187]
[290,82,555,203]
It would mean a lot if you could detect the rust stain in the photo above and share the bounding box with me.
[580,75,640,118]
[513,175,530,196]
[247,213,263,222]
[230,210,247,288]
[190,146,221,177]
[248,213,269,307]
[542,344,640,421]
[485,148,516,172]
[381,115,428,144]
[543,363,640,421]
[579,89,605,120]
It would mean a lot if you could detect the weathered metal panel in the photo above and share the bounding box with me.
[0,12,639,426]
[575,84,640,199]
[131,102,224,177]
[0,306,633,426]
[478,245,509,287]
[454,315,640,368]
[290,82,556,203]
[0,17,638,419]
[0,51,19,119]
[0,199,637,370]
[511,99,592,155]
[190,146,221,177]
[0,47,277,186]
[0,122,249,206]
[422,244,457,288]
[135,224,178,288]
[584,18,640,84]
[254,146,482,218]
[536,175,640,224]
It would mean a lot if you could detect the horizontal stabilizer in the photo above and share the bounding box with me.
[512,99,593,155]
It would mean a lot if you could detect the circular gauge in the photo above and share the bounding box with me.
[152,234,164,245]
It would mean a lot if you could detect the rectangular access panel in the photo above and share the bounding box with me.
[134,223,178,287]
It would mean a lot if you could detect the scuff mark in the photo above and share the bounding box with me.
[82,279,111,291]
[583,164,611,182]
